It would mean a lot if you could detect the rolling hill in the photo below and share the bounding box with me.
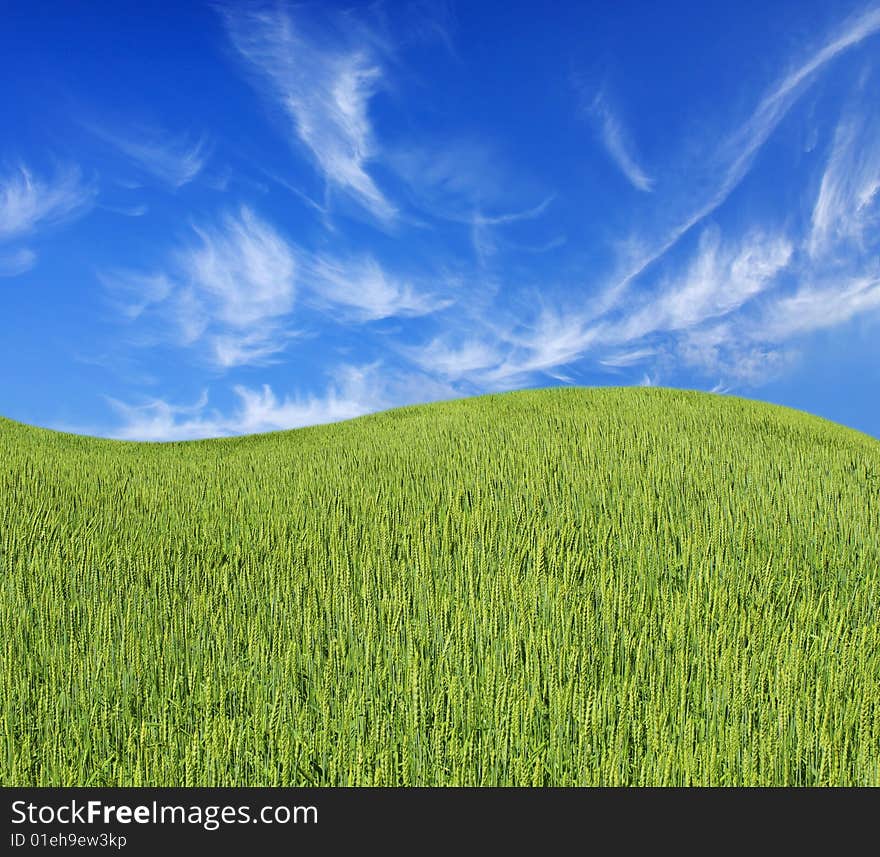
[2,386,879,785]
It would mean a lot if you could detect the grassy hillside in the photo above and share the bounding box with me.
[2,387,879,786]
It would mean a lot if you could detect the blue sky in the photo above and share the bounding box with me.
[2,0,879,440]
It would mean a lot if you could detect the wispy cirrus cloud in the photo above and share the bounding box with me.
[480,308,598,385]
[399,224,793,390]
[596,5,880,314]
[482,6,880,391]
[106,381,365,441]
[305,254,452,322]
[106,362,455,441]
[222,3,395,221]
[402,306,597,389]
[170,206,299,367]
[469,197,556,264]
[400,335,502,381]
[0,164,94,241]
[587,90,653,192]
[605,226,794,345]
[598,348,656,369]
[91,126,211,188]
[394,7,880,400]
[757,273,880,342]
[100,206,298,368]
[809,109,880,257]
[182,208,297,328]
[97,269,174,320]
[0,247,37,277]
[102,205,452,368]
[389,140,558,262]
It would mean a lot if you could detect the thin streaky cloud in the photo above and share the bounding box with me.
[472,196,556,226]
[98,203,149,218]
[599,348,656,368]
[757,274,880,341]
[417,225,793,390]
[0,247,37,277]
[588,91,654,192]
[107,363,456,441]
[595,5,880,318]
[183,207,297,328]
[91,126,211,188]
[209,330,299,369]
[471,196,555,263]
[106,381,368,441]
[222,4,396,221]
[100,207,299,369]
[0,164,95,241]
[176,206,298,366]
[257,164,331,219]
[717,5,880,207]
[809,109,880,257]
[479,308,599,386]
[604,227,793,346]
[97,269,174,319]
[400,336,502,380]
[305,254,452,322]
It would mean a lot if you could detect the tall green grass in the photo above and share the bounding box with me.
[2,387,879,785]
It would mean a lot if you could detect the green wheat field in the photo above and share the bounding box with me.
[2,387,879,786]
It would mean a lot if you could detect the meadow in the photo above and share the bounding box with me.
[2,386,879,786]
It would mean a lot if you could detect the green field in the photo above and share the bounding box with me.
[2,386,879,786]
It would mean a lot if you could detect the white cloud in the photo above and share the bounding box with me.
[92,126,210,188]
[469,197,555,263]
[716,5,880,214]
[389,140,556,262]
[0,247,36,277]
[208,332,295,370]
[183,207,296,327]
[92,5,880,424]
[107,363,456,441]
[229,371,379,435]
[306,254,452,321]
[757,274,880,341]
[106,390,215,442]
[223,4,395,221]
[400,301,601,389]
[102,203,454,369]
[0,164,94,241]
[595,6,880,315]
[97,270,174,319]
[809,110,880,257]
[169,207,298,366]
[390,140,505,214]
[99,203,149,217]
[599,348,656,368]
[401,336,502,380]
[608,226,793,344]
[440,227,791,389]
[100,207,298,368]
[480,308,598,386]
[422,14,880,393]
[672,323,769,382]
[588,91,654,192]
[650,228,879,384]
